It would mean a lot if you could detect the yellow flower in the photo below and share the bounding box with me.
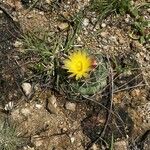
[64,51,92,80]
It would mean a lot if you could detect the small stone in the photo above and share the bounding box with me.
[0,10,3,14]
[70,136,75,143]
[100,32,108,38]
[62,127,67,132]
[27,14,33,19]
[23,145,35,150]
[95,24,99,30]
[50,95,57,108]
[46,95,58,114]
[4,101,14,111]
[58,22,69,30]
[65,102,76,111]
[114,140,128,150]
[77,36,81,42]
[20,108,31,117]
[83,18,89,27]
[46,0,52,4]
[39,11,44,15]
[125,17,130,23]
[35,104,42,109]
[91,143,100,150]
[13,41,23,48]
[91,17,97,24]
[101,23,106,28]
[125,14,130,23]
[21,83,32,96]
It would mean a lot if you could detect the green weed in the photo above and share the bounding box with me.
[0,119,22,150]
[90,0,131,20]
[129,3,150,44]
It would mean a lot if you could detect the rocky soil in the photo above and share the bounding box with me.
[0,0,150,150]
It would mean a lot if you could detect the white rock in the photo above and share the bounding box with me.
[101,23,106,28]
[20,108,31,116]
[65,102,76,111]
[35,104,42,109]
[100,32,108,38]
[91,143,99,150]
[77,36,82,42]
[0,10,3,14]
[22,83,32,96]
[13,41,23,48]
[23,145,35,150]
[58,22,69,30]
[50,95,57,108]
[46,0,51,4]
[83,18,89,27]
[125,17,130,23]
[4,101,14,111]
[70,136,75,143]
[46,95,58,114]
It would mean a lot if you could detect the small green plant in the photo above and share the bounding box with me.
[21,10,84,83]
[55,52,108,100]
[0,119,22,150]
[129,3,150,44]
[90,0,131,20]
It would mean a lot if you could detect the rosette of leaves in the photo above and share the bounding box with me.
[56,53,108,100]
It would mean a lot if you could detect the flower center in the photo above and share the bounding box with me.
[76,61,83,71]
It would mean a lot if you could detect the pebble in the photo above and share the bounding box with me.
[95,24,99,30]
[27,14,33,19]
[46,95,58,114]
[39,11,44,16]
[114,140,128,150]
[35,104,42,109]
[69,134,75,143]
[83,18,89,27]
[20,108,31,117]
[77,36,81,42]
[100,32,108,38]
[65,102,76,111]
[0,10,3,14]
[13,41,23,48]
[58,22,69,30]
[101,23,106,28]
[46,0,51,4]
[23,145,35,150]
[50,95,57,108]
[4,101,14,111]
[21,83,32,96]
[91,143,100,150]
[125,17,130,23]
[91,17,97,24]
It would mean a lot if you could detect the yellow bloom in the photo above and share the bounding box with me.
[64,51,92,80]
